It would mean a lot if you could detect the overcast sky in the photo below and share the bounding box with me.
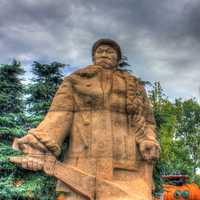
[0,0,200,100]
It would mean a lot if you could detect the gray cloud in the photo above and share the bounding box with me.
[0,0,200,99]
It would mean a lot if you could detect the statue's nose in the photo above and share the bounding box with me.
[102,51,106,56]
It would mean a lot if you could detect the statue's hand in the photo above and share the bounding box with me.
[9,155,44,171]
[9,154,56,176]
[11,134,56,175]
[139,141,160,162]
[12,134,48,154]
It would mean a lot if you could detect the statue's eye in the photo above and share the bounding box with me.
[95,49,102,54]
[107,49,115,54]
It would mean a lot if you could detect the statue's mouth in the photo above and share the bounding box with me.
[98,57,111,61]
[94,57,115,68]
[96,59,111,65]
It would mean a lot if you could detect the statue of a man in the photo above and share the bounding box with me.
[10,39,160,200]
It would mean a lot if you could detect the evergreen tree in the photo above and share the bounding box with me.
[0,60,24,113]
[26,61,65,116]
[25,61,66,139]
[0,60,28,199]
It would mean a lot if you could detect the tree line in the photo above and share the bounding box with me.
[0,60,199,199]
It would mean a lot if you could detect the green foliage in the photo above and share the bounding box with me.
[26,61,65,115]
[150,82,200,191]
[0,60,25,113]
[119,55,130,68]
[116,55,132,73]
[0,60,28,200]
[0,172,56,200]
[0,114,26,139]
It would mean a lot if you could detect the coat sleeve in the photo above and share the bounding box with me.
[127,78,158,145]
[139,86,158,144]
[28,77,74,156]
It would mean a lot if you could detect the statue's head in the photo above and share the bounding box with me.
[92,39,122,69]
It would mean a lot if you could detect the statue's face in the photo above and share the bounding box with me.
[93,44,118,69]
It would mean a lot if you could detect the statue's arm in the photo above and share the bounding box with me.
[139,89,157,143]
[133,83,160,161]
[13,77,74,157]
[28,111,73,156]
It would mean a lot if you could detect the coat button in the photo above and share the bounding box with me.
[86,98,92,104]
[98,142,104,148]
[84,121,90,126]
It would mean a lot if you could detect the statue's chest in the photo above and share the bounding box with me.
[71,72,126,111]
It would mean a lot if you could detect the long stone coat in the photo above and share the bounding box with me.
[29,65,159,200]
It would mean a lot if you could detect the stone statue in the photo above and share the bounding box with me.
[10,39,160,200]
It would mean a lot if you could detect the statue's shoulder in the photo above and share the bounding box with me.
[115,70,141,86]
[61,65,100,86]
[116,70,146,98]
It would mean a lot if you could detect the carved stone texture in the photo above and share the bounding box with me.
[11,39,160,200]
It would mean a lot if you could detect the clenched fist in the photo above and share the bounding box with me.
[9,154,56,176]
[10,156,44,171]
[139,141,160,162]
